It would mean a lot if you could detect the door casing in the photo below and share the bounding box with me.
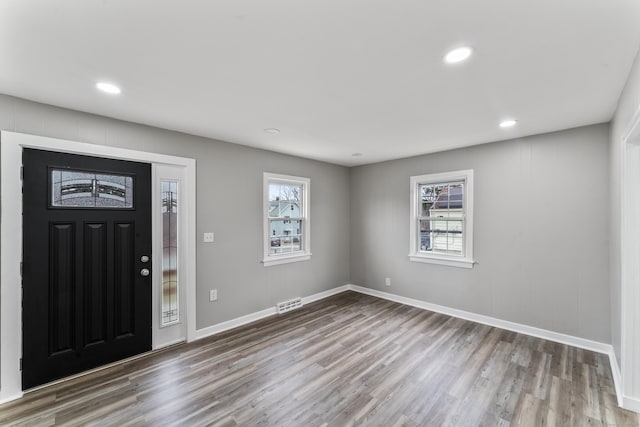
[0,131,196,403]
[620,108,640,411]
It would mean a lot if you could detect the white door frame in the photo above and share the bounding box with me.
[0,131,197,403]
[621,109,640,412]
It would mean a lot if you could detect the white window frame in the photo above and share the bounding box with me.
[409,169,474,268]
[263,172,311,267]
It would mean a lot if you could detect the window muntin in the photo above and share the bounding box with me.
[51,169,133,208]
[263,173,310,266]
[410,170,474,268]
[161,180,179,326]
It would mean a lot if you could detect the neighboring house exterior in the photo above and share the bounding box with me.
[269,199,302,249]
[421,185,463,255]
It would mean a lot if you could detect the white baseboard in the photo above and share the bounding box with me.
[0,392,23,405]
[302,285,349,305]
[194,306,276,341]
[610,354,640,413]
[609,350,624,407]
[193,285,350,341]
[195,282,614,356]
[6,283,634,412]
[623,396,640,413]
[346,284,640,413]
[179,283,640,414]
[347,284,612,354]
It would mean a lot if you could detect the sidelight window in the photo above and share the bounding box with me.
[161,180,179,326]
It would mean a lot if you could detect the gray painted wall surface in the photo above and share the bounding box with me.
[0,93,613,345]
[350,124,611,343]
[610,48,640,365]
[0,94,351,329]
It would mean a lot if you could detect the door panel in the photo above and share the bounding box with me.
[83,222,107,347]
[22,148,152,390]
[49,222,76,356]
[114,222,135,338]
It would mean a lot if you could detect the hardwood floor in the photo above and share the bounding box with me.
[0,291,637,426]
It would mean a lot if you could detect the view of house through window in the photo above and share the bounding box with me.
[161,180,179,326]
[410,170,474,268]
[268,182,303,254]
[263,173,310,266]
[418,182,464,256]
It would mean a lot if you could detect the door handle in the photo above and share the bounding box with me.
[140,268,150,277]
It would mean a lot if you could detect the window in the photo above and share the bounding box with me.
[263,173,311,266]
[50,169,133,208]
[161,180,179,326]
[409,170,474,268]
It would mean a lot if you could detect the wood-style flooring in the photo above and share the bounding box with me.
[0,291,637,426]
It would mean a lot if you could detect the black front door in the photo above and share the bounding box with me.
[22,148,152,390]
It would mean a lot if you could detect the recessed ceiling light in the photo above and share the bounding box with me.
[444,46,473,64]
[499,119,518,128]
[352,153,363,157]
[264,128,280,134]
[96,82,121,94]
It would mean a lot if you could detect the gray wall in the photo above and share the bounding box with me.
[0,93,613,345]
[0,94,351,329]
[350,124,611,343]
[610,47,640,373]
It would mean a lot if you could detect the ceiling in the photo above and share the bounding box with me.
[1,1,639,166]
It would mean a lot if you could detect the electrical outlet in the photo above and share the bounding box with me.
[385,277,391,286]
[209,289,218,301]
[203,232,214,243]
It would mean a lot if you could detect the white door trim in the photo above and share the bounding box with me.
[0,131,197,403]
[620,107,640,412]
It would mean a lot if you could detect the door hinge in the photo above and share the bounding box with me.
[20,262,23,278]
[20,358,22,371]
[20,165,23,181]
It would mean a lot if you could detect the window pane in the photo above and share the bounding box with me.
[423,219,463,256]
[418,181,464,255]
[161,180,179,326]
[268,182,302,218]
[419,182,463,214]
[419,219,431,251]
[51,169,133,208]
[446,220,463,255]
[269,219,303,254]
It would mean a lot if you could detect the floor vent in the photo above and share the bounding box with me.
[276,297,303,314]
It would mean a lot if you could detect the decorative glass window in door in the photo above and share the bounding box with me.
[161,181,179,326]
[51,169,133,208]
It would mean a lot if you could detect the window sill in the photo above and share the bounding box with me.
[263,253,311,267]
[409,254,475,269]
